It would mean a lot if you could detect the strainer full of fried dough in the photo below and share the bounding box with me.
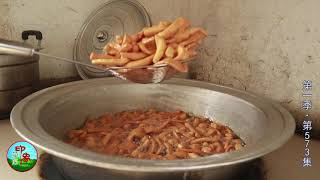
[90,17,207,83]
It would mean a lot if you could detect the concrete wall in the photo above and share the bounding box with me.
[0,1,9,39]
[1,0,320,132]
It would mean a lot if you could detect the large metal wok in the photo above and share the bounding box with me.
[10,78,295,180]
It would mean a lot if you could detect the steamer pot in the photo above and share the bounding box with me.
[0,54,39,118]
[0,30,42,118]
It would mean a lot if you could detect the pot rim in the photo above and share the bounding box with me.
[10,78,296,172]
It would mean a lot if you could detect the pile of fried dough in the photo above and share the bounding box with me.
[90,17,207,72]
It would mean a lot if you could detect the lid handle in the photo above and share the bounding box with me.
[22,30,43,51]
[22,30,43,41]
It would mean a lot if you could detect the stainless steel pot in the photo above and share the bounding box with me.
[10,78,295,180]
[0,31,42,118]
[0,54,39,118]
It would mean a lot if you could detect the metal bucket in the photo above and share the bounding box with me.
[10,78,295,180]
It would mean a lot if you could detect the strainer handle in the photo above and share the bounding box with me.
[0,38,35,57]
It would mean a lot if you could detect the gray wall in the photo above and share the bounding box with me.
[0,0,319,132]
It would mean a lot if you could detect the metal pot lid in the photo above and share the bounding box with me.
[73,0,151,79]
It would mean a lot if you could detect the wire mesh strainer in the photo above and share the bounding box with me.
[0,39,190,83]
